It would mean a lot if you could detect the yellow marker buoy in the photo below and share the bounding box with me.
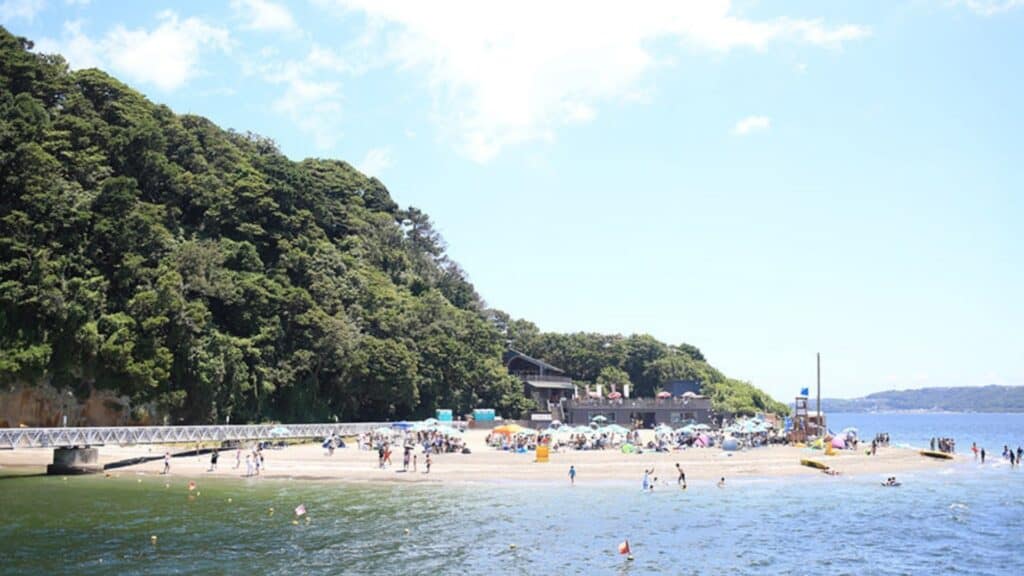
[227,498,232,503]
[137,479,142,483]
[509,544,516,550]
[151,535,158,544]
[292,520,299,525]
[404,528,410,535]
[196,492,201,496]
[627,555,634,561]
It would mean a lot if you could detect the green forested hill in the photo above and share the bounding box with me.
[0,28,786,423]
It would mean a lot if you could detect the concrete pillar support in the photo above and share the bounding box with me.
[47,447,101,475]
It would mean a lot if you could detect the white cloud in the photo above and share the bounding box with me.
[357,147,393,177]
[231,0,296,32]
[35,20,102,68]
[733,115,771,135]
[64,0,89,6]
[314,0,868,162]
[244,45,354,150]
[953,0,1024,16]
[0,0,44,23]
[37,12,230,91]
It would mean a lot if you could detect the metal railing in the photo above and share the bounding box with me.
[568,397,711,408]
[0,422,463,449]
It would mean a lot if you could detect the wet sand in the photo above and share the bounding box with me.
[0,429,963,483]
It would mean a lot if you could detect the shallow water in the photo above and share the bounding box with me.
[1,413,1022,575]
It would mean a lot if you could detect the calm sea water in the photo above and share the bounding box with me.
[1,413,1022,575]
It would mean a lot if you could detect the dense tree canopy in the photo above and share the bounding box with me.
[0,27,786,423]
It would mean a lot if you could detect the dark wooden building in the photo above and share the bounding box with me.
[565,394,713,428]
[503,349,575,417]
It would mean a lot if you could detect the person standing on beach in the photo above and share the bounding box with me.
[162,451,171,475]
[642,468,653,491]
[244,454,253,477]
[403,446,411,472]
[675,463,687,489]
[413,454,418,472]
[234,447,241,469]
[569,465,576,485]
[971,442,978,461]
[980,448,986,463]
[209,449,219,472]
[424,453,432,474]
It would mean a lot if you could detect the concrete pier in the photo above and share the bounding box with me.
[47,447,101,475]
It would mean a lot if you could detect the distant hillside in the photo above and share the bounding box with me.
[820,385,1024,413]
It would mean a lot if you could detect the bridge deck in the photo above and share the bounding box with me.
[0,423,460,449]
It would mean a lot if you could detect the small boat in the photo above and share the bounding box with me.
[919,450,954,460]
[800,458,829,470]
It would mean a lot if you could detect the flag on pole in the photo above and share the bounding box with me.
[294,504,307,517]
[618,540,631,555]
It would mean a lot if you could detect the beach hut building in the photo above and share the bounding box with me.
[503,349,575,419]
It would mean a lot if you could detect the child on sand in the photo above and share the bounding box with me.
[569,465,576,485]
[162,452,170,475]
[424,454,432,474]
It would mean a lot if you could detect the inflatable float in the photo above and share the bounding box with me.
[800,458,829,470]
[919,450,954,460]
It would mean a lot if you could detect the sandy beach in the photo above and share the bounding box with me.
[0,429,962,484]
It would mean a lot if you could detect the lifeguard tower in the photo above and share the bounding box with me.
[790,395,811,442]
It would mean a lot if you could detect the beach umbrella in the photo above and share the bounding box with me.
[654,424,674,435]
[392,421,413,430]
[492,424,524,436]
[372,426,393,435]
[517,428,539,436]
[693,424,711,431]
[591,415,608,424]
[607,392,623,400]
[656,391,672,399]
[602,424,630,435]
[550,420,562,428]
[269,426,290,437]
[841,427,858,436]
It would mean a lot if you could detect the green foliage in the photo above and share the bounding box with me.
[505,327,788,416]
[595,366,631,392]
[0,27,525,423]
[0,26,787,423]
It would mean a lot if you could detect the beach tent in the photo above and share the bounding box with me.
[607,391,623,399]
[656,391,672,398]
[492,424,524,436]
[694,434,711,447]
[722,438,739,451]
[831,437,846,449]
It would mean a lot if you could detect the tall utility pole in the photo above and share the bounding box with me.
[816,353,821,437]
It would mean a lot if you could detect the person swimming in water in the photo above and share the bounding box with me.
[717,477,726,488]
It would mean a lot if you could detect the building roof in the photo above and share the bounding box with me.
[504,349,566,375]
[525,379,575,391]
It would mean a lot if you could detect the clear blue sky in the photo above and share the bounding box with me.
[4,0,1022,400]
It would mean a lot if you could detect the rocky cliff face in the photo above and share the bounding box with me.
[0,384,157,427]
